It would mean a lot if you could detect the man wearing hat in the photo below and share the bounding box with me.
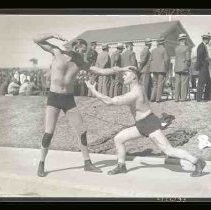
[86,41,98,97]
[174,33,191,102]
[196,33,211,102]
[150,37,170,102]
[95,43,111,95]
[139,38,152,100]
[121,41,138,93]
[109,43,124,97]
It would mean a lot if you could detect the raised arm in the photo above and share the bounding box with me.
[33,33,68,55]
[89,66,137,76]
[85,80,136,105]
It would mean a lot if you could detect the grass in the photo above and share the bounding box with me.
[0,96,211,160]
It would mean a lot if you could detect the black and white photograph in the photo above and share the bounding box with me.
[0,10,211,201]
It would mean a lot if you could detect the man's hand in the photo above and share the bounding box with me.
[85,80,97,90]
[53,34,68,42]
[120,66,137,71]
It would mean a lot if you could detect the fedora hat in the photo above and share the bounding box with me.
[102,43,109,50]
[117,43,124,49]
[145,38,152,45]
[158,37,166,44]
[178,33,187,40]
[202,33,211,39]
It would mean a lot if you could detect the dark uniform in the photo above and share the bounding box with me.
[109,50,123,97]
[95,50,111,95]
[121,48,137,93]
[86,48,98,97]
[174,44,191,101]
[150,43,170,102]
[139,46,152,100]
[196,42,211,101]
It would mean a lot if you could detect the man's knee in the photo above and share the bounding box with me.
[42,133,53,148]
[163,146,175,156]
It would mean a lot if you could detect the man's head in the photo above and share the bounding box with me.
[102,43,109,52]
[122,68,140,85]
[125,42,134,51]
[116,43,124,53]
[71,39,88,53]
[90,41,97,50]
[178,33,187,45]
[202,33,211,44]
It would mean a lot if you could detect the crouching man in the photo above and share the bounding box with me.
[86,66,206,177]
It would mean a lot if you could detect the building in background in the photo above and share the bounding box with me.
[73,20,195,75]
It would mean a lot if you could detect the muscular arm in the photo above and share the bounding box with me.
[33,33,65,55]
[89,66,120,75]
[86,81,136,105]
[89,66,137,76]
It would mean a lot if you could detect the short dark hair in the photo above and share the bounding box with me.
[71,39,88,48]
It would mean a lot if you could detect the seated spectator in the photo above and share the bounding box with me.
[20,73,27,85]
[19,79,30,96]
[26,78,40,96]
[7,78,20,95]
[0,76,10,95]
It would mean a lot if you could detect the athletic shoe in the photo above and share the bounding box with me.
[190,158,206,177]
[107,163,127,175]
[84,160,102,173]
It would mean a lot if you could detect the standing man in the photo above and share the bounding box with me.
[109,43,124,97]
[86,41,98,97]
[174,33,191,102]
[196,33,211,102]
[33,34,102,177]
[121,41,138,93]
[139,38,152,100]
[95,43,111,95]
[150,37,170,102]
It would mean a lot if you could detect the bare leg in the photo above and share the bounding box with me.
[66,107,102,172]
[149,129,197,164]
[108,126,141,175]
[38,106,60,177]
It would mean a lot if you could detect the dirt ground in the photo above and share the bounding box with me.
[0,96,211,160]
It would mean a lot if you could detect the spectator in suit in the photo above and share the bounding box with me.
[196,33,211,102]
[174,33,191,102]
[150,37,170,102]
[87,41,98,97]
[121,41,137,93]
[139,38,152,100]
[95,43,111,95]
[109,43,124,97]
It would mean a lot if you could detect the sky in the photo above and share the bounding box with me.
[0,15,211,68]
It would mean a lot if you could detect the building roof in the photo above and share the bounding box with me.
[72,20,194,47]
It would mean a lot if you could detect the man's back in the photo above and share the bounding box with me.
[174,45,191,73]
[121,49,137,67]
[95,51,111,68]
[150,45,169,73]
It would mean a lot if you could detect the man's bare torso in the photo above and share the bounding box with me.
[50,51,80,94]
[129,84,152,121]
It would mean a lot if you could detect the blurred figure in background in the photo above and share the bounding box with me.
[150,37,170,103]
[196,33,211,102]
[109,43,124,97]
[87,41,98,97]
[121,41,137,94]
[174,33,191,102]
[139,38,152,100]
[7,78,20,95]
[95,43,111,95]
